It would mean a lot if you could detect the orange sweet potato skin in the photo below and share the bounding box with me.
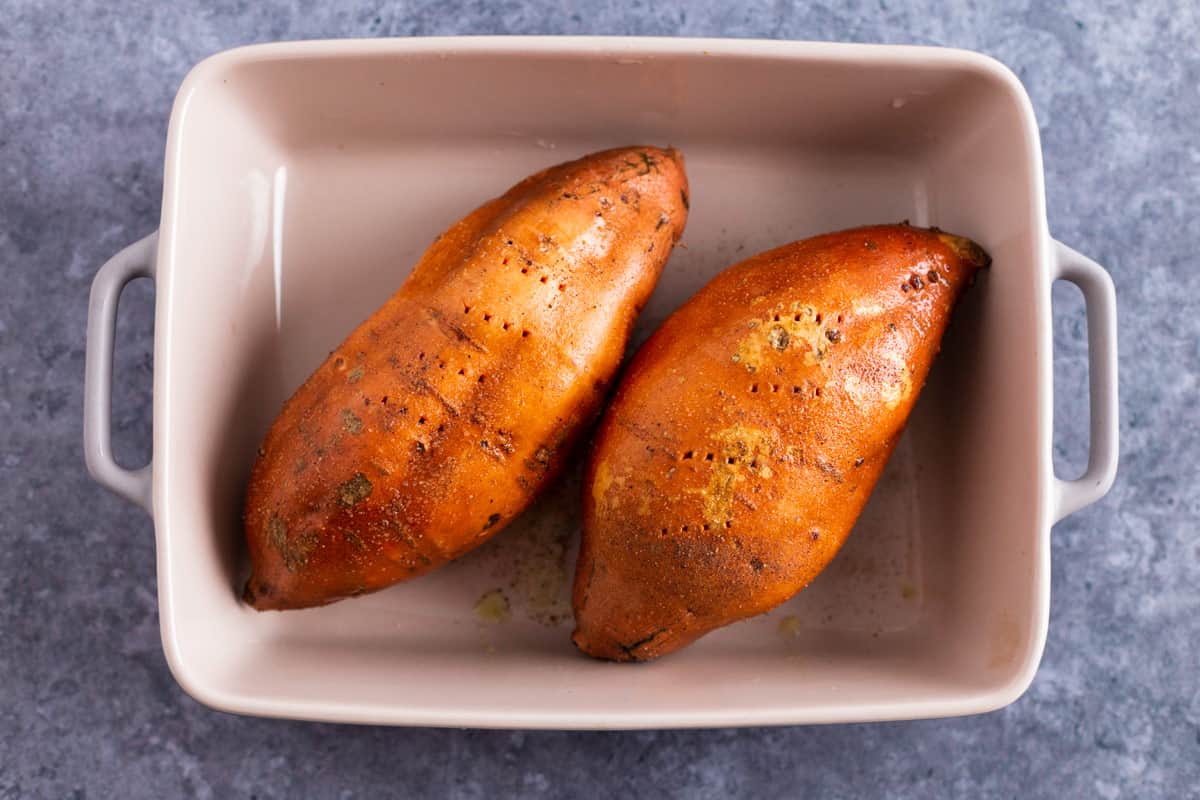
[244,147,689,610]
[572,224,988,660]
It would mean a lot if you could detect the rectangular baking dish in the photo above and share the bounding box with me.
[84,37,1118,729]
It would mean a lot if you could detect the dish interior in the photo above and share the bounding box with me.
[158,42,1046,724]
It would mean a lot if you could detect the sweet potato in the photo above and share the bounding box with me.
[244,146,689,610]
[572,224,988,660]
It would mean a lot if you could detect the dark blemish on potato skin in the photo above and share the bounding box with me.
[811,530,821,541]
[277,530,318,573]
[620,627,667,659]
[817,458,843,482]
[337,472,373,506]
[347,366,365,384]
[750,557,765,572]
[583,558,597,599]
[427,308,486,353]
[825,329,841,343]
[244,581,272,604]
[484,512,502,530]
[492,431,516,456]
[343,531,366,552]
[854,457,864,467]
[523,445,553,473]
[341,409,364,434]
[680,188,689,210]
[768,325,789,351]
[267,514,287,553]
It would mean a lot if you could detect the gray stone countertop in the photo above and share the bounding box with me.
[2,1,1196,797]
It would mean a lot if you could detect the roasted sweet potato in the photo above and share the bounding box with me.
[572,224,988,660]
[244,146,689,610]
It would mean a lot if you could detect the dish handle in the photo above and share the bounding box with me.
[84,231,158,513]
[1050,238,1119,521]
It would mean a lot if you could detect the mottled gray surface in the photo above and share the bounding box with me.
[2,0,1197,797]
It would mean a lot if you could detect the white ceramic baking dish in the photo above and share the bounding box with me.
[84,37,1118,729]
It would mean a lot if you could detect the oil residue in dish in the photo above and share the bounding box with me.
[777,615,802,639]
[457,464,580,627]
[473,588,511,624]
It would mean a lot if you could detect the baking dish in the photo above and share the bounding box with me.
[83,37,1118,729]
